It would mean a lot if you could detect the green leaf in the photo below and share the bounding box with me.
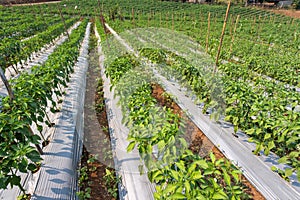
[165,184,177,194]
[188,163,197,174]
[126,141,136,152]
[264,133,271,140]
[26,150,42,163]
[28,163,37,172]
[278,156,288,164]
[223,171,231,186]
[184,181,191,194]
[170,169,180,181]
[171,192,186,199]
[37,116,44,122]
[176,161,186,173]
[10,175,21,187]
[271,166,277,172]
[210,152,216,164]
[232,117,238,126]
[234,125,238,133]
[157,140,165,151]
[191,171,202,180]
[212,190,228,199]
[285,168,293,177]
[245,128,255,135]
[195,160,208,169]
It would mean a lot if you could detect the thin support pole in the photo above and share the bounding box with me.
[172,13,174,31]
[230,15,240,54]
[206,12,211,53]
[0,67,14,100]
[0,67,43,155]
[58,7,70,40]
[132,8,135,26]
[215,1,231,70]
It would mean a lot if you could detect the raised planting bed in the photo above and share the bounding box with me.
[99,22,300,199]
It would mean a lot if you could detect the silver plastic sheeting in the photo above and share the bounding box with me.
[30,22,91,200]
[0,22,82,200]
[104,22,300,200]
[95,27,155,200]
[151,69,300,200]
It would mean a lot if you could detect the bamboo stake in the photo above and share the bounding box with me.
[27,125,44,155]
[132,8,135,25]
[166,12,168,28]
[291,18,294,26]
[97,0,101,14]
[273,16,276,24]
[172,13,174,31]
[0,67,43,154]
[160,12,162,27]
[58,7,70,41]
[257,15,261,35]
[230,15,240,54]
[229,14,234,36]
[0,67,14,101]
[206,12,211,53]
[199,11,203,32]
[215,1,231,69]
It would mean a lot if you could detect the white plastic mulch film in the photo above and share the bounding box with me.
[95,23,300,200]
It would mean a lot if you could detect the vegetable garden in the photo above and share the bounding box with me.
[0,0,299,199]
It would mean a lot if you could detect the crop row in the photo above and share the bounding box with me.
[106,17,298,180]
[106,55,250,199]
[136,47,299,182]
[1,16,62,40]
[0,18,88,194]
[103,3,299,86]
[0,17,78,71]
[96,20,256,199]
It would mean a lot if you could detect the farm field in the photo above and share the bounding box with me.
[0,0,299,199]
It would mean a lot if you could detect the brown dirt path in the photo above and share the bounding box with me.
[2,0,60,6]
[272,9,300,19]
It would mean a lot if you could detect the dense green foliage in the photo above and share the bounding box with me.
[102,51,250,199]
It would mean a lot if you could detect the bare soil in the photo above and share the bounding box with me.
[151,83,265,200]
[271,9,300,19]
[79,27,116,200]
[1,0,60,6]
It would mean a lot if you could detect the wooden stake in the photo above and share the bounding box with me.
[172,13,174,31]
[160,12,162,27]
[206,12,211,53]
[229,14,234,36]
[166,12,168,25]
[230,15,240,54]
[97,0,101,14]
[27,125,44,155]
[0,67,14,101]
[215,1,231,69]
[58,7,70,40]
[199,11,203,32]
[0,68,43,155]
[132,8,135,25]
[291,18,295,26]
